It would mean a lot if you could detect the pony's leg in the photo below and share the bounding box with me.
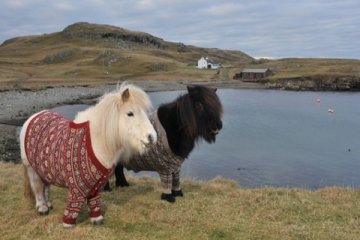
[26,166,49,215]
[103,164,129,191]
[171,169,184,197]
[103,181,112,192]
[44,184,53,210]
[63,192,85,228]
[159,172,175,203]
[87,192,104,225]
[115,164,129,187]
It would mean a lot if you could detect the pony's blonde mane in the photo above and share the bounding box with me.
[116,82,153,112]
[85,82,153,158]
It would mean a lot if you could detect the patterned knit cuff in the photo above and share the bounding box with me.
[63,215,77,225]
[88,208,102,218]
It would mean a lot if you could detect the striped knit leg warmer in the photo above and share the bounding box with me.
[63,193,86,225]
[159,172,172,194]
[171,168,181,191]
[87,193,102,219]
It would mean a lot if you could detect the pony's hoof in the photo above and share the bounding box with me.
[172,189,184,197]
[47,202,53,210]
[63,223,75,228]
[90,215,104,225]
[103,181,112,192]
[103,185,112,192]
[115,181,130,187]
[161,193,176,203]
[37,205,49,215]
[38,210,49,216]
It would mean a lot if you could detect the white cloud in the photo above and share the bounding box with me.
[135,0,156,10]
[0,0,359,59]
[5,0,28,8]
[54,2,76,11]
[88,0,106,5]
[204,3,245,16]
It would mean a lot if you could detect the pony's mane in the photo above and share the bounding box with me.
[193,86,223,117]
[92,82,152,155]
[176,94,198,139]
[97,82,153,115]
[116,82,153,112]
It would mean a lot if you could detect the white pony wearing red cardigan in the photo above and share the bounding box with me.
[20,83,157,227]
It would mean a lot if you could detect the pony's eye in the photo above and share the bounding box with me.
[127,112,134,117]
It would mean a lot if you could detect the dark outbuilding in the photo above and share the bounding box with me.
[233,68,272,80]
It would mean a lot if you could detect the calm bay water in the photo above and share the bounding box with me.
[53,89,360,188]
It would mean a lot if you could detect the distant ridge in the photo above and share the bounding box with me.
[1,22,253,63]
[0,22,254,89]
[0,22,359,91]
[60,22,166,49]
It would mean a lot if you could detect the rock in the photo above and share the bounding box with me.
[0,124,20,163]
[266,76,360,91]
[42,48,81,64]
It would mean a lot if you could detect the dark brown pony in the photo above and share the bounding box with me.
[105,85,223,202]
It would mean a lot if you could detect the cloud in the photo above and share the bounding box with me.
[0,0,359,59]
[204,3,245,16]
[54,2,77,11]
[5,0,28,8]
[135,0,156,11]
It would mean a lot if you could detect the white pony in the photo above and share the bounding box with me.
[20,83,157,227]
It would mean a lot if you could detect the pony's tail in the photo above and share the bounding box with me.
[23,165,34,201]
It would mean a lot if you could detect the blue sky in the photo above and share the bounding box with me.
[1,0,359,59]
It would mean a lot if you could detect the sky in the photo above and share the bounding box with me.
[1,0,360,59]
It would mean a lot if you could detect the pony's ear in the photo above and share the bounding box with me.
[122,88,130,102]
[187,85,198,98]
[187,85,196,93]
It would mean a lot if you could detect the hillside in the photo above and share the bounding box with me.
[1,22,360,91]
[243,58,360,91]
[0,22,252,90]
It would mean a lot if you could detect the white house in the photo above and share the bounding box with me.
[197,57,220,69]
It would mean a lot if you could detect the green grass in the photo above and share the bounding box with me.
[0,162,359,240]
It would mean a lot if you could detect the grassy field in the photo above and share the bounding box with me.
[0,162,359,240]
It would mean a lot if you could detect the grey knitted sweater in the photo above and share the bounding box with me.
[121,111,184,175]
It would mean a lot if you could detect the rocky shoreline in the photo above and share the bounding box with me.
[0,84,111,162]
[266,76,360,91]
[1,78,359,163]
[0,79,266,162]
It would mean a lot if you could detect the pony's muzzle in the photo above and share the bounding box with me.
[148,134,156,144]
[212,129,220,135]
[211,120,223,135]
[217,120,223,130]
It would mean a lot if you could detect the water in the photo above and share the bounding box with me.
[53,89,360,188]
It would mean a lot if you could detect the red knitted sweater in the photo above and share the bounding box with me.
[24,110,112,224]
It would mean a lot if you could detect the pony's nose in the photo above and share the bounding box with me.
[148,134,155,144]
[217,120,223,130]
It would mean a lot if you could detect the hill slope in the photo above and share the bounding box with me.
[1,22,360,91]
[0,22,252,90]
